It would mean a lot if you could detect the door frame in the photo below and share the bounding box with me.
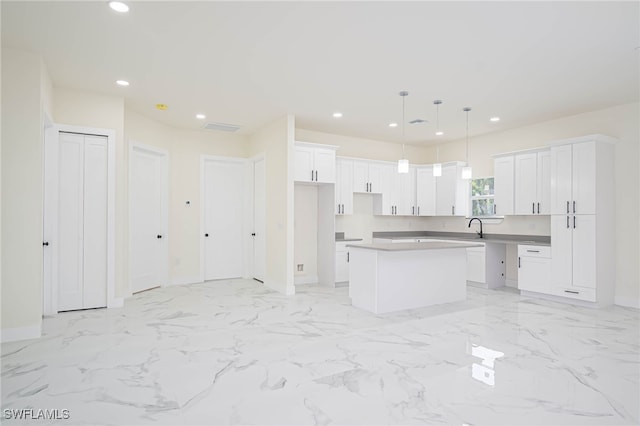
[43,124,117,315]
[199,155,248,283]
[128,141,170,296]
[249,153,266,282]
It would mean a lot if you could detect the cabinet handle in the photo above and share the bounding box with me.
[369,182,372,192]
[157,234,163,239]
[452,206,455,215]
[532,202,535,214]
[494,204,497,215]
[566,216,570,228]
[342,204,344,214]
[518,257,521,268]
[566,201,570,214]
[537,203,540,214]
[347,252,349,263]
[564,290,579,295]
[311,170,314,181]
[205,233,209,237]
[43,241,49,247]
[316,171,319,181]
[573,201,576,214]
[573,216,576,229]
[417,206,420,215]
[526,250,540,253]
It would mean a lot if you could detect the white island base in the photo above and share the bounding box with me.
[348,242,483,314]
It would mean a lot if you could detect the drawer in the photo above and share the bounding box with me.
[518,245,550,258]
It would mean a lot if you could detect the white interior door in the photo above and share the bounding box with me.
[57,132,108,311]
[253,157,266,282]
[130,145,168,294]
[203,159,244,280]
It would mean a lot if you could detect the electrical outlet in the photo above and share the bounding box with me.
[297,264,304,272]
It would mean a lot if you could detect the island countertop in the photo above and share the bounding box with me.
[347,241,484,252]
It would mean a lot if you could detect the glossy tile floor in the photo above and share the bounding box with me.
[2,279,639,425]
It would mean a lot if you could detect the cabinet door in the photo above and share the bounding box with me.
[376,164,396,215]
[314,148,336,183]
[550,145,573,214]
[494,156,514,216]
[294,146,315,182]
[436,164,457,216]
[518,256,550,293]
[550,215,572,289]
[397,167,416,215]
[352,160,369,193]
[572,215,596,289]
[466,248,486,283]
[336,159,354,215]
[536,151,551,214]
[416,166,436,216]
[514,153,537,215]
[368,163,384,194]
[571,142,596,215]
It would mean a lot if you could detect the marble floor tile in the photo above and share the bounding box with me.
[2,279,639,425]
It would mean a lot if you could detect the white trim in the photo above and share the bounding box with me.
[294,275,319,285]
[248,153,266,282]
[614,296,640,309]
[520,290,600,308]
[200,155,249,283]
[1,324,42,343]
[547,134,617,147]
[108,297,124,308]
[43,124,116,315]
[128,141,170,294]
[170,276,203,287]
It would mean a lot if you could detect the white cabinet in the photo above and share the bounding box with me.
[335,158,353,215]
[493,155,514,216]
[335,241,362,283]
[416,166,436,216]
[374,165,417,216]
[466,246,486,284]
[353,160,384,193]
[294,142,337,183]
[517,245,551,293]
[547,135,615,305]
[436,162,469,216]
[514,149,550,215]
[397,166,417,216]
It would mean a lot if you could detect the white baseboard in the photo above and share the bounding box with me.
[614,296,640,309]
[294,275,319,285]
[1,323,42,343]
[169,276,203,287]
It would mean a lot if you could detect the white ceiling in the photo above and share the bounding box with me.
[2,1,639,145]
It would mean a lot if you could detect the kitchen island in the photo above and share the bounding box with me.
[347,241,484,314]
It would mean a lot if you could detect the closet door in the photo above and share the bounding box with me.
[57,132,108,311]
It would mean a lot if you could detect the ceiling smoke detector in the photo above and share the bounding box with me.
[203,122,241,132]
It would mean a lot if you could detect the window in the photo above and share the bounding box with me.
[470,177,495,217]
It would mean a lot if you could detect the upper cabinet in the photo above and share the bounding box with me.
[416,165,436,216]
[353,160,384,194]
[514,149,550,215]
[436,162,469,216]
[294,142,338,183]
[493,155,514,216]
[374,165,417,216]
[550,140,611,215]
[335,158,354,215]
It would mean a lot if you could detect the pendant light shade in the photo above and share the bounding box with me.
[397,91,409,174]
[462,107,472,180]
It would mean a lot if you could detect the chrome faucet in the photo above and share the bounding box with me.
[468,217,483,239]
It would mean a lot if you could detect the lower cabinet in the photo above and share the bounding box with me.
[517,245,551,293]
[335,241,362,283]
[466,246,486,284]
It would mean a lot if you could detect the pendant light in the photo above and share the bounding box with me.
[397,91,409,174]
[461,107,472,179]
[433,146,442,177]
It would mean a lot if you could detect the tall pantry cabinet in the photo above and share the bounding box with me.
[548,135,616,305]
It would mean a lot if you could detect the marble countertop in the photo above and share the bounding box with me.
[372,231,551,246]
[348,241,484,252]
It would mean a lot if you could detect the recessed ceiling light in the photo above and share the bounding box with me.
[115,80,129,86]
[435,131,444,136]
[332,112,343,118]
[388,122,398,128]
[109,1,129,13]
[196,114,206,119]
[490,117,500,122]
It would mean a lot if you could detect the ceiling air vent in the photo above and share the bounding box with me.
[409,119,428,125]
[202,122,241,132]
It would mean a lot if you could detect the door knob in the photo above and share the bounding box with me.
[157,235,163,239]
[42,241,49,246]
[251,233,256,236]
[205,233,209,237]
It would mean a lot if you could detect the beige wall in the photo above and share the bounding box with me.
[124,109,249,284]
[1,49,47,334]
[294,184,318,282]
[249,115,295,295]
